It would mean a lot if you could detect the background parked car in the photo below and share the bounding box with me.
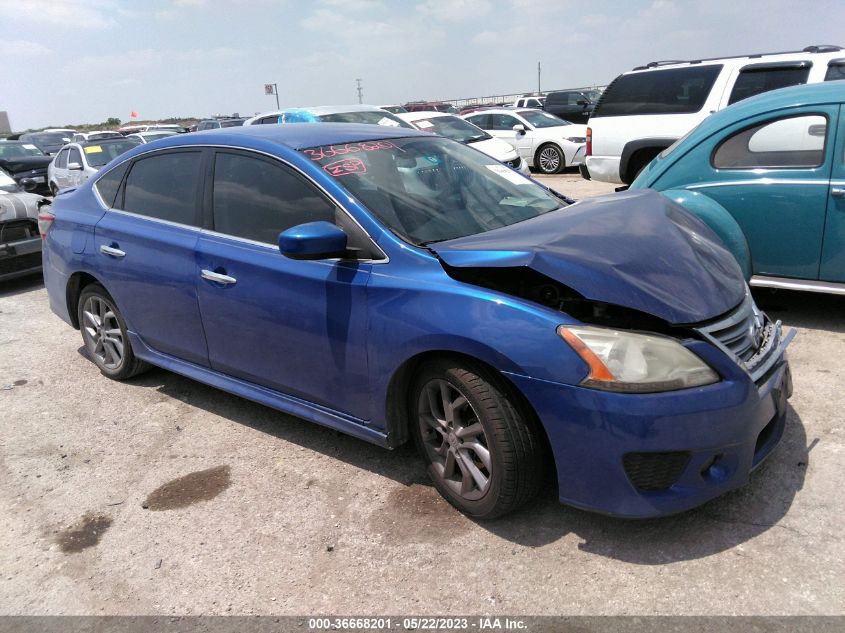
[586,44,845,185]
[125,130,180,144]
[0,167,49,281]
[398,110,530,175]
[71,131,124,143]
[379,105,407,114]
[244,105,415,128]
[403,101,459,114]
[0,141,52,195]
[48,138,140,193]
[632,81,845,294]
[542,90,598,124]
[462,108,587,174]
[196,118,246,130]
[18,131,75,156]
[513,95,545,108]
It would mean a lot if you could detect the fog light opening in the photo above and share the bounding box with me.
[701,453,727,482]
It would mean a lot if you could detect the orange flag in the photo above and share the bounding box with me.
[130,111,138,119]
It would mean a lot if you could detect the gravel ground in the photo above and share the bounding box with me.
[1,172,843,615]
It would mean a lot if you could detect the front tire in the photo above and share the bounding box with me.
[535,143,565,174]
[77,283,149,380]
[410,360,544,519]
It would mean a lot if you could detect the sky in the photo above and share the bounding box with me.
[2,0,844,130]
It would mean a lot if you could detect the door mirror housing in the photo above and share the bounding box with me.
[512,124,526,135]
[577,99,588,107]
[279,221,348,260]
[67,162,82,171]
[19,178,39,192]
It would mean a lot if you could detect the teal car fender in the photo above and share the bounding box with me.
[659,189,752,281]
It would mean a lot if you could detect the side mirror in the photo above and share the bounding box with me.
[20,178,39,192]
[68,162,82,171]
[279,221,348,260]
[512,124,526,135]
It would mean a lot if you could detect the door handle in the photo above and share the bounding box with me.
[201,269,237,285]
[99,245,126,258]
[831,188,845,198]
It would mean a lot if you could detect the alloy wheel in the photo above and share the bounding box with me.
[417,378,492,501]
[81,295,125,370]
[538,146,562,173]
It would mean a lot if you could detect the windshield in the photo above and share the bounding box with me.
[82,140,140,168]
[411,115,491,144]
[518,110,571,128]
[0,142,44,158]
[88,132,123,140]
[142,132,178,141]
[301,136,563,245]
[26,132,72,146]
[317,110,415,129]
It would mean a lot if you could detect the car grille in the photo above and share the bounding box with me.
[695,291,786,383]
[1,219,39,243]
[0,252,41,276]
[623,451,690,491]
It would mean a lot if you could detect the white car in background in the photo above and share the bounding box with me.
[462,108,587,174]
[47,138,140,194]
[243,104,415,128]
[397,111,530,175]
[70,130,124,143]
[125,130,180,144]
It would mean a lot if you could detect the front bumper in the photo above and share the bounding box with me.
[0,235,43,281]
[505,338,793,518]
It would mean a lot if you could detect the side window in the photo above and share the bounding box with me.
[728,64,811,105]
[55,149,68,169]
[258,116,280,125]
[68,147,82,166]
[488,114,518,130]
[119,152,202,225]
[712,114,827,169]
[95,162,129,208]
[212,152,336,244]
[466,114,489,128]
[825,62,845,81]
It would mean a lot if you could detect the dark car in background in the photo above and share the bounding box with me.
[403,101,460,114]
[0,167,49,281]
[18,131,74,156]
[0,141,52,195]
[196,118,246,131]
[543,90,599,124]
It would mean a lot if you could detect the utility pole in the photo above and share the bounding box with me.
[356,78,364,104]
[264,83,279,109]
[537,62,541,94]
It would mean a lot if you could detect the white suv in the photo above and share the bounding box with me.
[585,44,845,184]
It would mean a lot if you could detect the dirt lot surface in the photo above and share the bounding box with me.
[1,172,843,615]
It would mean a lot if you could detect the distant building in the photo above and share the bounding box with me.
[0,111,10,134]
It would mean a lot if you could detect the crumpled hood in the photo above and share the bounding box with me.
[431,189,745,324]
[0,156,52,175]
[0,190,43,223]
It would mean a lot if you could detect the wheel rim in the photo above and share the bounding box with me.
[418,379,492,501]
[81,296,124,370]
[539,146,561,172]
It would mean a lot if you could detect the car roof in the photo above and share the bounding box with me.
[143,122,428,152]
[397,111,452,122]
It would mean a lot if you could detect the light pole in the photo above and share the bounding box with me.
[537,61,541,94]
[356,78,363,104]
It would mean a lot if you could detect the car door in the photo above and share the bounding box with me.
[820,104,845,282]
[67,147,86,187]
[195,149,374,419]
[692,107,837,280]
[486,114,534,159]
[53,149,69,188]
[93,149,209,366]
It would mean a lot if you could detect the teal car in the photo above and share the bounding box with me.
[631,81,845,295]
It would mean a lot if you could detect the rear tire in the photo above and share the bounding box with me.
[77,283,149,380]
[410,359,544,519]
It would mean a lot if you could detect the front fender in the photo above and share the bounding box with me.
[660,189,752,281]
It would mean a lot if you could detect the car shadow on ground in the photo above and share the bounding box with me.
[123,358,808,565]
[0,273,44,299]
[753,287,845,333]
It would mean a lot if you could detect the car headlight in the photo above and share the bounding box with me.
[558,325,719,393]
[566,137,586,144]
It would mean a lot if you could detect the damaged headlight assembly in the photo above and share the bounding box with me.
[558,325,719,393]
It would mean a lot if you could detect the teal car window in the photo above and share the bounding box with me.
[712,114,827,169]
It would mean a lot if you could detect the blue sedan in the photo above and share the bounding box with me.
[40,123,792,518]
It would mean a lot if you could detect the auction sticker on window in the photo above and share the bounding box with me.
[485,163,529,184]
[23,144,39,150]
[324,157,367,177]
[84,146,103,154]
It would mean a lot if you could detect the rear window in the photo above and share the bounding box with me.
[825,61,845,81]
[545,92,568,105]
[593,65,722,117]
